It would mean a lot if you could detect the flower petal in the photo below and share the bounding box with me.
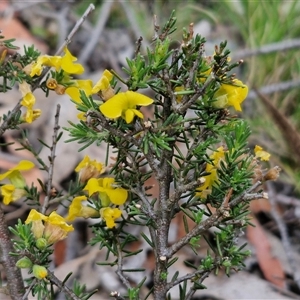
[25,209,48,224]
[106,188,128,205]
[99,93,126,119]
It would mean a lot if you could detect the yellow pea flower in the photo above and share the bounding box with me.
[60,47,84,74]
[0,160,35,183]
[75,155,105,182]
[66,195,99,221]
[30,47,84,77]
[100,91,153,124]
[98,178,128,206]
[1,184,27,205]
[91,69,115,100]
[25,209,74,244]
[214,79,248,111]
[0,160,34,205]
[25,209,48,239]
[254,145,270,161]
[84,177,128,206]
[196,147,226,199]
[19,81,40,123]
[100,207,122,228]
[65,79,93,103]
[30,55,61,77]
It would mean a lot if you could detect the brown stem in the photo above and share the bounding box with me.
[0,206,26,300]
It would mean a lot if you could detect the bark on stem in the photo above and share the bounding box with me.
[0,206,25,300]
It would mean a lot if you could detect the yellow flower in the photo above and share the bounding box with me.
[196,147,226,199]
[32,265,48,280]
[214,79,248,111]
[30,47,84,77]
[25,209,74,244]
[0,160,35,183]
[66,195,100,221]
[25,209,47,239]
[19,81,39,123]
[75,155,105,182]
[254,145,270,161]
[100,207,122,228]
[30,55,61,77]
[1,184,27,205]
[98,178,128,205]
[83,177,128,206]
[0,161,34,204]
[83,178,102,197]
[65,79,93,103]
[91,69,115,100]
[100,91,154,124]
[60,47,84,75]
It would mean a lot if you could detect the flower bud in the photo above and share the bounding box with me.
[32,264,48,280]
[16,256,33,269]
[46,78,58,90]
[263,166,281,181]
[55,84,66,95]
[100,86,115,101]
[36,237,48,250]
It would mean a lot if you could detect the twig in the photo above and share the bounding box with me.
[78,1,113,63]
[21,279,36,300]
[185,271,210,300]
[0,205,26,300]
[165,269,209,291]
[32,3,95,91]
[267,182,300,291]
[115,238,132,290]
[41,104,61,214]
[166,182,265,258]
[47,270,81,300]
[55,3,95,56]
[0,102,22,136]
[275,193,300,207]
[247,80,300,100]
[131,186,156,220]
[90,110,163,179]
[232,38,300,60]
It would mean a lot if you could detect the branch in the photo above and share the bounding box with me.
[90,110,163,179]
[247,80,300,100]
[0,205,25,300]
[115,238,132,290]
[232,38,300,60]
[32,3,95,91]
[165,269,210,291]
[47,270,81,300]
[55,3,95,56]
[175,78,214,115]
[0,101,22,136]
[131,185,156,220]
[41,104,61,215]
[185,271,210,300]
[166,181,266,258]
